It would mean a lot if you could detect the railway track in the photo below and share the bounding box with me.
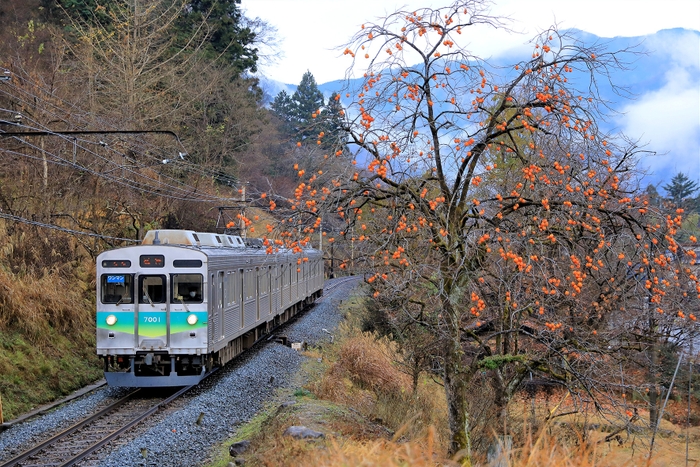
[324,275,360,293]
[0,384,196,467]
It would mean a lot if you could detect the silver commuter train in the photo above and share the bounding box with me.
[96,229,323,387]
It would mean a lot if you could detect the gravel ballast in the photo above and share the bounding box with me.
[0,277,360,467]
[0,386,132,461]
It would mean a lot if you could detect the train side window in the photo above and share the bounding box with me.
[171,274,203,303]
[232,270,239,305]
[227,271,233,305]
[246,268,255,299]
[138,275,166,304]
[101,274,133,304]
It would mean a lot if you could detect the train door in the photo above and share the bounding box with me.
[292,263,298,301]
[218,271,225,340]
[269,265,278,316]
[135,274,168,349]
[268,266,273,316]
[255,267,260,321]
[281,264,287,309]
[275,265,280,314]
[239,269,244,328]
[303,261,308,297]
[243,267,256,328]
[209,273,218,344]
[225,270,239,337]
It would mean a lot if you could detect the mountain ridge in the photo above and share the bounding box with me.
[257,27,700,187]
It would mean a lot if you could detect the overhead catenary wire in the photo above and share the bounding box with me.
[0,135,226,203]
[0,77,243,185]
[0,112,241,203]
[0,79,244,200]
[0,72,257,239]
[0,212,140,243]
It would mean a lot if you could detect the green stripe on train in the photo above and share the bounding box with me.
[97,311,207,337]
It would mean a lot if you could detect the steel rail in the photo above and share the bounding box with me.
[61,384,195,467]
[1,368,217,467]
[0,389,141,467]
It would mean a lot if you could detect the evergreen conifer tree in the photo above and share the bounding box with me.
[663,172,699,207]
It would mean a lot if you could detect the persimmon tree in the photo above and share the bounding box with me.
[260,0,700,458]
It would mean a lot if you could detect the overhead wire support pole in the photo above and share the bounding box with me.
[216,182,249,237]
[217,203,249,237]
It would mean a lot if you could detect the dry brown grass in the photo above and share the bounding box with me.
[313,429,608,467]
[0,219,96,341]
[306,329,450,451]
[223,416,645,467]
[336,332,411,395]
[0,220,101,419]
[0,266,94,342]
[306,426,453,467]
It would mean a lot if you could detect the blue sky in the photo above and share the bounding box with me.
[242,0,700,186]
[242,0,699,84]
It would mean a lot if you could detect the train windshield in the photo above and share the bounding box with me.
[101,274,133,304]
[138,275,166,304]
[172,274,203,303]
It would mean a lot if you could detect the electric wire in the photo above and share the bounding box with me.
[0,72,254,239]
[0,110,234,202]
[0,121,239,203]
[0,80,242,201]
[0,212,139,243]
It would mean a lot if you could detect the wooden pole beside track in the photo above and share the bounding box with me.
[0,393,4,424]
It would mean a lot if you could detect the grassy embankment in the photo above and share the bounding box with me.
[0,257,102,422]
[206,289,700,467]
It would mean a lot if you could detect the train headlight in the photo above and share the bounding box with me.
[106,314,117,326]
[187,314,198,325]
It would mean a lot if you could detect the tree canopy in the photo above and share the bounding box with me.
[271,71,325,143]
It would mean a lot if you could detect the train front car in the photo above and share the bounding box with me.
[96,244,210,387]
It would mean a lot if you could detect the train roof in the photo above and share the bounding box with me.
[142,229,246,248]
[98,230,321,260]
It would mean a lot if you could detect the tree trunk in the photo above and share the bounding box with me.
[648,314,660,427]
[487,435,512,467]
[492,369,509,436]
[411,357,420,395]
[649,376,659,428]
[444,305,472,464]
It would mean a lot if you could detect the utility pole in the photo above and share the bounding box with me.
[217,182,249,237]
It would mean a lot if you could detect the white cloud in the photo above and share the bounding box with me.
[644,30,700,67]
[624,83,700,179]
[620,31,700,184]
